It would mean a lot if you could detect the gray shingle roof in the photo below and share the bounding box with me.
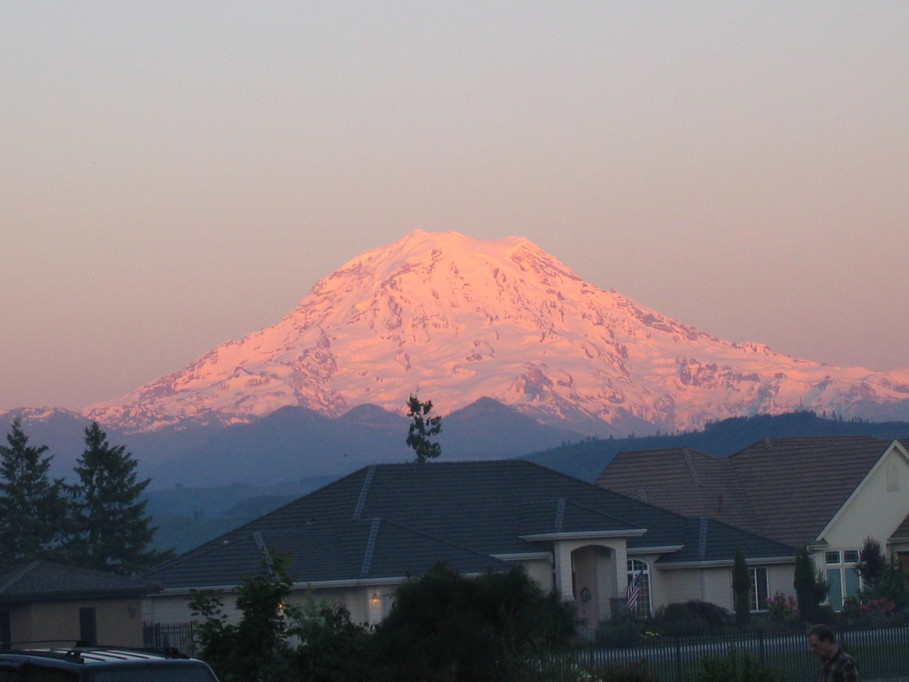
[144,460,793,590]
[595,448,755,530]
[0,561,159,603]
[598,436,901,549]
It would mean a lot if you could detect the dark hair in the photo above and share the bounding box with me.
[807,624,835,643]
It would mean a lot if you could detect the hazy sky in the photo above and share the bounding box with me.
[2,2,907,412]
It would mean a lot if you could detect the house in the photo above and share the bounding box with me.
[596,436,909,609]
[0,561,160,648]
[142,460,794,630]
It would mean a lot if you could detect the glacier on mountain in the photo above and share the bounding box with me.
[83,230,909,434]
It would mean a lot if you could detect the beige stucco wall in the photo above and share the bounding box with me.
[144,584,385,629]
[143,549,800,628]
[653,562,793,613]
[515,557,554,593]
[7,598,145,647]
[655,566,733,610]
[821,444,909,553]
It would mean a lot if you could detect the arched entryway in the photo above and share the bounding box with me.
[571,544,618,628]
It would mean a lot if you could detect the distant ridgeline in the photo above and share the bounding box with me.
[522,410,909,482]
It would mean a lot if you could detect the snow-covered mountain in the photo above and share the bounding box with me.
[83,230,909,435]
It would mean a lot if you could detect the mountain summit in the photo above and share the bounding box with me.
[84,230,909,434]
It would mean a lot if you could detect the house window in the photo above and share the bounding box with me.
[625,559,651,618]
[825,550,861,610]
[749,567,769,612]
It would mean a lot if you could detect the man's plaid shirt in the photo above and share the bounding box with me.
[818,647,860,682]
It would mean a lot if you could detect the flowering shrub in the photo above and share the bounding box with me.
[858,597,896,615]
[841,596,897,626]
[765,592,800,625]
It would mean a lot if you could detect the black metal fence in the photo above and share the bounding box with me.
[143,622,197,657]
[548,625,909,681]
[144,621,908,681]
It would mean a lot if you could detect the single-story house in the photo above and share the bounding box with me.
[142,460,794,630]
[0,561,160,648]
[597,436,909,609]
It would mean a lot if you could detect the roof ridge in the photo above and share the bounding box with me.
[360,518,381,577]
[353,465,377,521]
[697,517,708,561]
[554,498,565,533]
[683,449,701,487]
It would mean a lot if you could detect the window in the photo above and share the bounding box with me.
[625,559,651,618]
[749,567,769,612]
[825,550,861,610]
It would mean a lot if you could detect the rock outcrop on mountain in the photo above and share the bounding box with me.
[83,230,909,435]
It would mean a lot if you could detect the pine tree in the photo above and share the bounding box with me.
[68,422,171,574]
[405,394,442,463]
[793,546,828,623]
[731,545,751,627]
[0,418,67,562]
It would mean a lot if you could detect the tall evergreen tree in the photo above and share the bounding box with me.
[405,394,442,463]
[0,418,67,562]
[793,546,828,623]
[68,422,170,574]
[731,545,751,627]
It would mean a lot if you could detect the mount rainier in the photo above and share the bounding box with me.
[81,230,909,436]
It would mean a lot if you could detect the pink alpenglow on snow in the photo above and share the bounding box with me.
[83,231,909,435]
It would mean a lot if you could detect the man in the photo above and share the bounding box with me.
[807,624,860,682]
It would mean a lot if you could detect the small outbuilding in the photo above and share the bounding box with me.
[0,560,160,648]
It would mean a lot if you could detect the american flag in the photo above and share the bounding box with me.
[625,567,645,610]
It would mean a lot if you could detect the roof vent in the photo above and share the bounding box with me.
[636,487,648,503]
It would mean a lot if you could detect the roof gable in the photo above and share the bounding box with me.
[599,436,900,548]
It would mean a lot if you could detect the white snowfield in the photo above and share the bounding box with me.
[83,230,909,433]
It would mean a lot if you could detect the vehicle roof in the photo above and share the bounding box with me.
[0,647,200,667]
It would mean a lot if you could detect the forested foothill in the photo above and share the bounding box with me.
[526,410,909,481]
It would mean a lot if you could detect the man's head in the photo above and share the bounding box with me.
[807,624,838,661]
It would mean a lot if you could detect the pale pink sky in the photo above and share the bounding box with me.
[2,2,907,412]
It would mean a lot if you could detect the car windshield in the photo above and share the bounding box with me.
[88,666,217,682]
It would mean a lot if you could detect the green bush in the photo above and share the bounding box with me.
[656,600,731,636]
[369,563,576,681]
